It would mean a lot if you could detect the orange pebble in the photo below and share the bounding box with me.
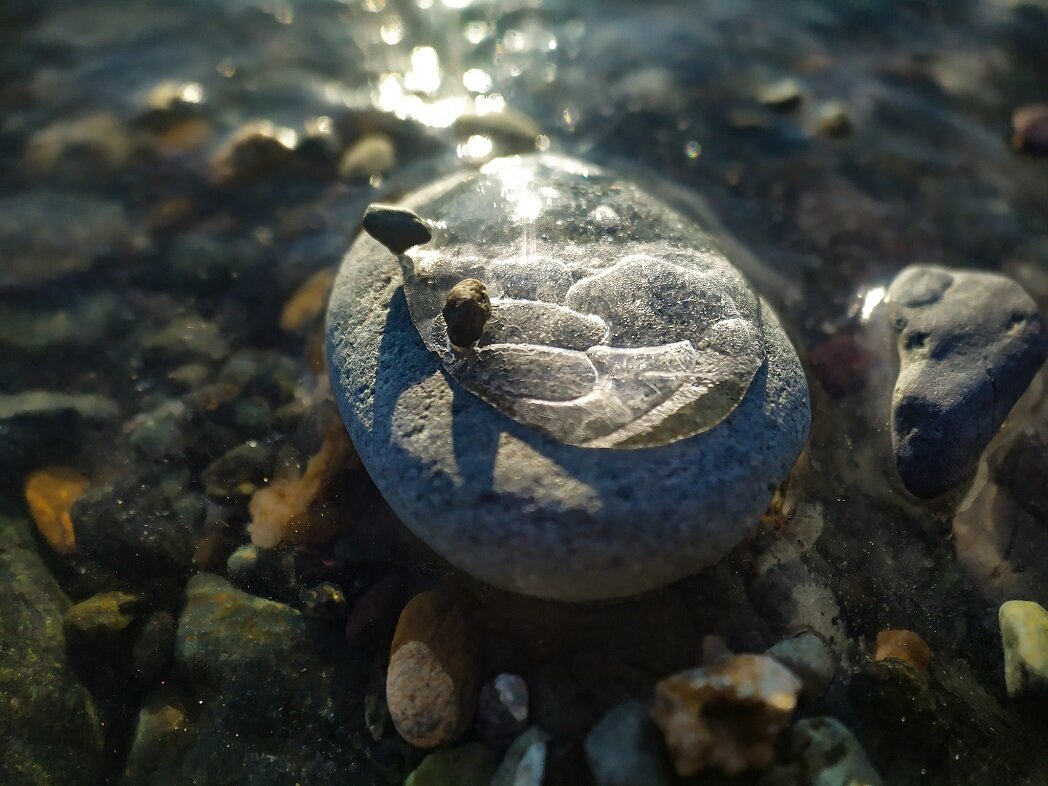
[24,467,89,555]
[874,629,933,671]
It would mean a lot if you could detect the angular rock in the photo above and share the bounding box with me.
[765,631,835,700]
[168,574,376,785]
[24,466,88,555]
[327,153,811,601]
[491,726,549,786]
[477,673,529,744]
[999,600,1048,702]
[201,441,273,501]
[886,265,1047,498]
[585,701,674,786]
[0,515,104,786]
[405,743,498,786]
[760,717,882,786]
[651,653,801,776]
[387,590,479,748]
[63,590,143,647]
[72,474,204,582]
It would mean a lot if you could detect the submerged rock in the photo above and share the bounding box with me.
[760,717,882,786]
[491,727,549,786]
[327,153,810,601]
[585,701,674,786]
[886,265,1047,498]
[387,590,479,748]
[169,574,373,785]
[651,653,801,777]
[477,673,529,744]
[404,743,498,786]
[0,191,140,287]
[0,515,104,786]
[999,600,1048,702]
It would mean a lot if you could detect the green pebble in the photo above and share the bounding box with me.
[405,744,499,786]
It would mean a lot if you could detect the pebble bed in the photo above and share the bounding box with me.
[1,1,1047,785]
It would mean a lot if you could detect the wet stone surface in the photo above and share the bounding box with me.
[328,154,811,600]
[3,0,1048,784]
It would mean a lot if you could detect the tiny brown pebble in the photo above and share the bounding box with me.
[874,629,933,671]
[386,589,479,748]
[1012,104,1048,155]
[442,279,491,348]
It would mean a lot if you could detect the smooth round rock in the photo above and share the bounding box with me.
[327,153,810,601]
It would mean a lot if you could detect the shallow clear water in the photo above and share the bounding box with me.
[2,0,1047,784]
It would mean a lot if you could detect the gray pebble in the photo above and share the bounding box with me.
[886,265,1047,497]
[585,701,673,786]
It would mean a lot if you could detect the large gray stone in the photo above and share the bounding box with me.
[327,154,810,601]
[886,265,1047,498]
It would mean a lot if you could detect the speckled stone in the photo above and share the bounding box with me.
[327,154,811,601]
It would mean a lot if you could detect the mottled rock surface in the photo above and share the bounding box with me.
[886,265,1047,498]
[154,573,375,786]
[0,515,104,786]
[327,154,811,601]
[387,590,479,748]
[651,653,801,776]
[760,717,882,786]
[585,701,674,786]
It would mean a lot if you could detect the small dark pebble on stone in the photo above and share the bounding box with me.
[361,204,432,255]
[443,279,491,348]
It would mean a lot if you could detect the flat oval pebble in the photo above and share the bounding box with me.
[327,153,811,600]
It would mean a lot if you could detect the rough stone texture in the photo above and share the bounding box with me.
[161,573,375,786]
[0,514,104,786]
[999,600,1048,702]
[651,653,801,777]
[585,701,674,786]
[327,156,810,601]
[886,265,1047,498]
[760,717,882,786]
[387,590,479,748]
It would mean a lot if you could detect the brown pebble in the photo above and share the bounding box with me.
[1012,104,1048,155]
[874,629,933,671]
[386,589,479,748]
[651,654,801,777]
[24,466,88,555]
[442,279,491,348]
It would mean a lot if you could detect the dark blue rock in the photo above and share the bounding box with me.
[886,265,1047,498]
